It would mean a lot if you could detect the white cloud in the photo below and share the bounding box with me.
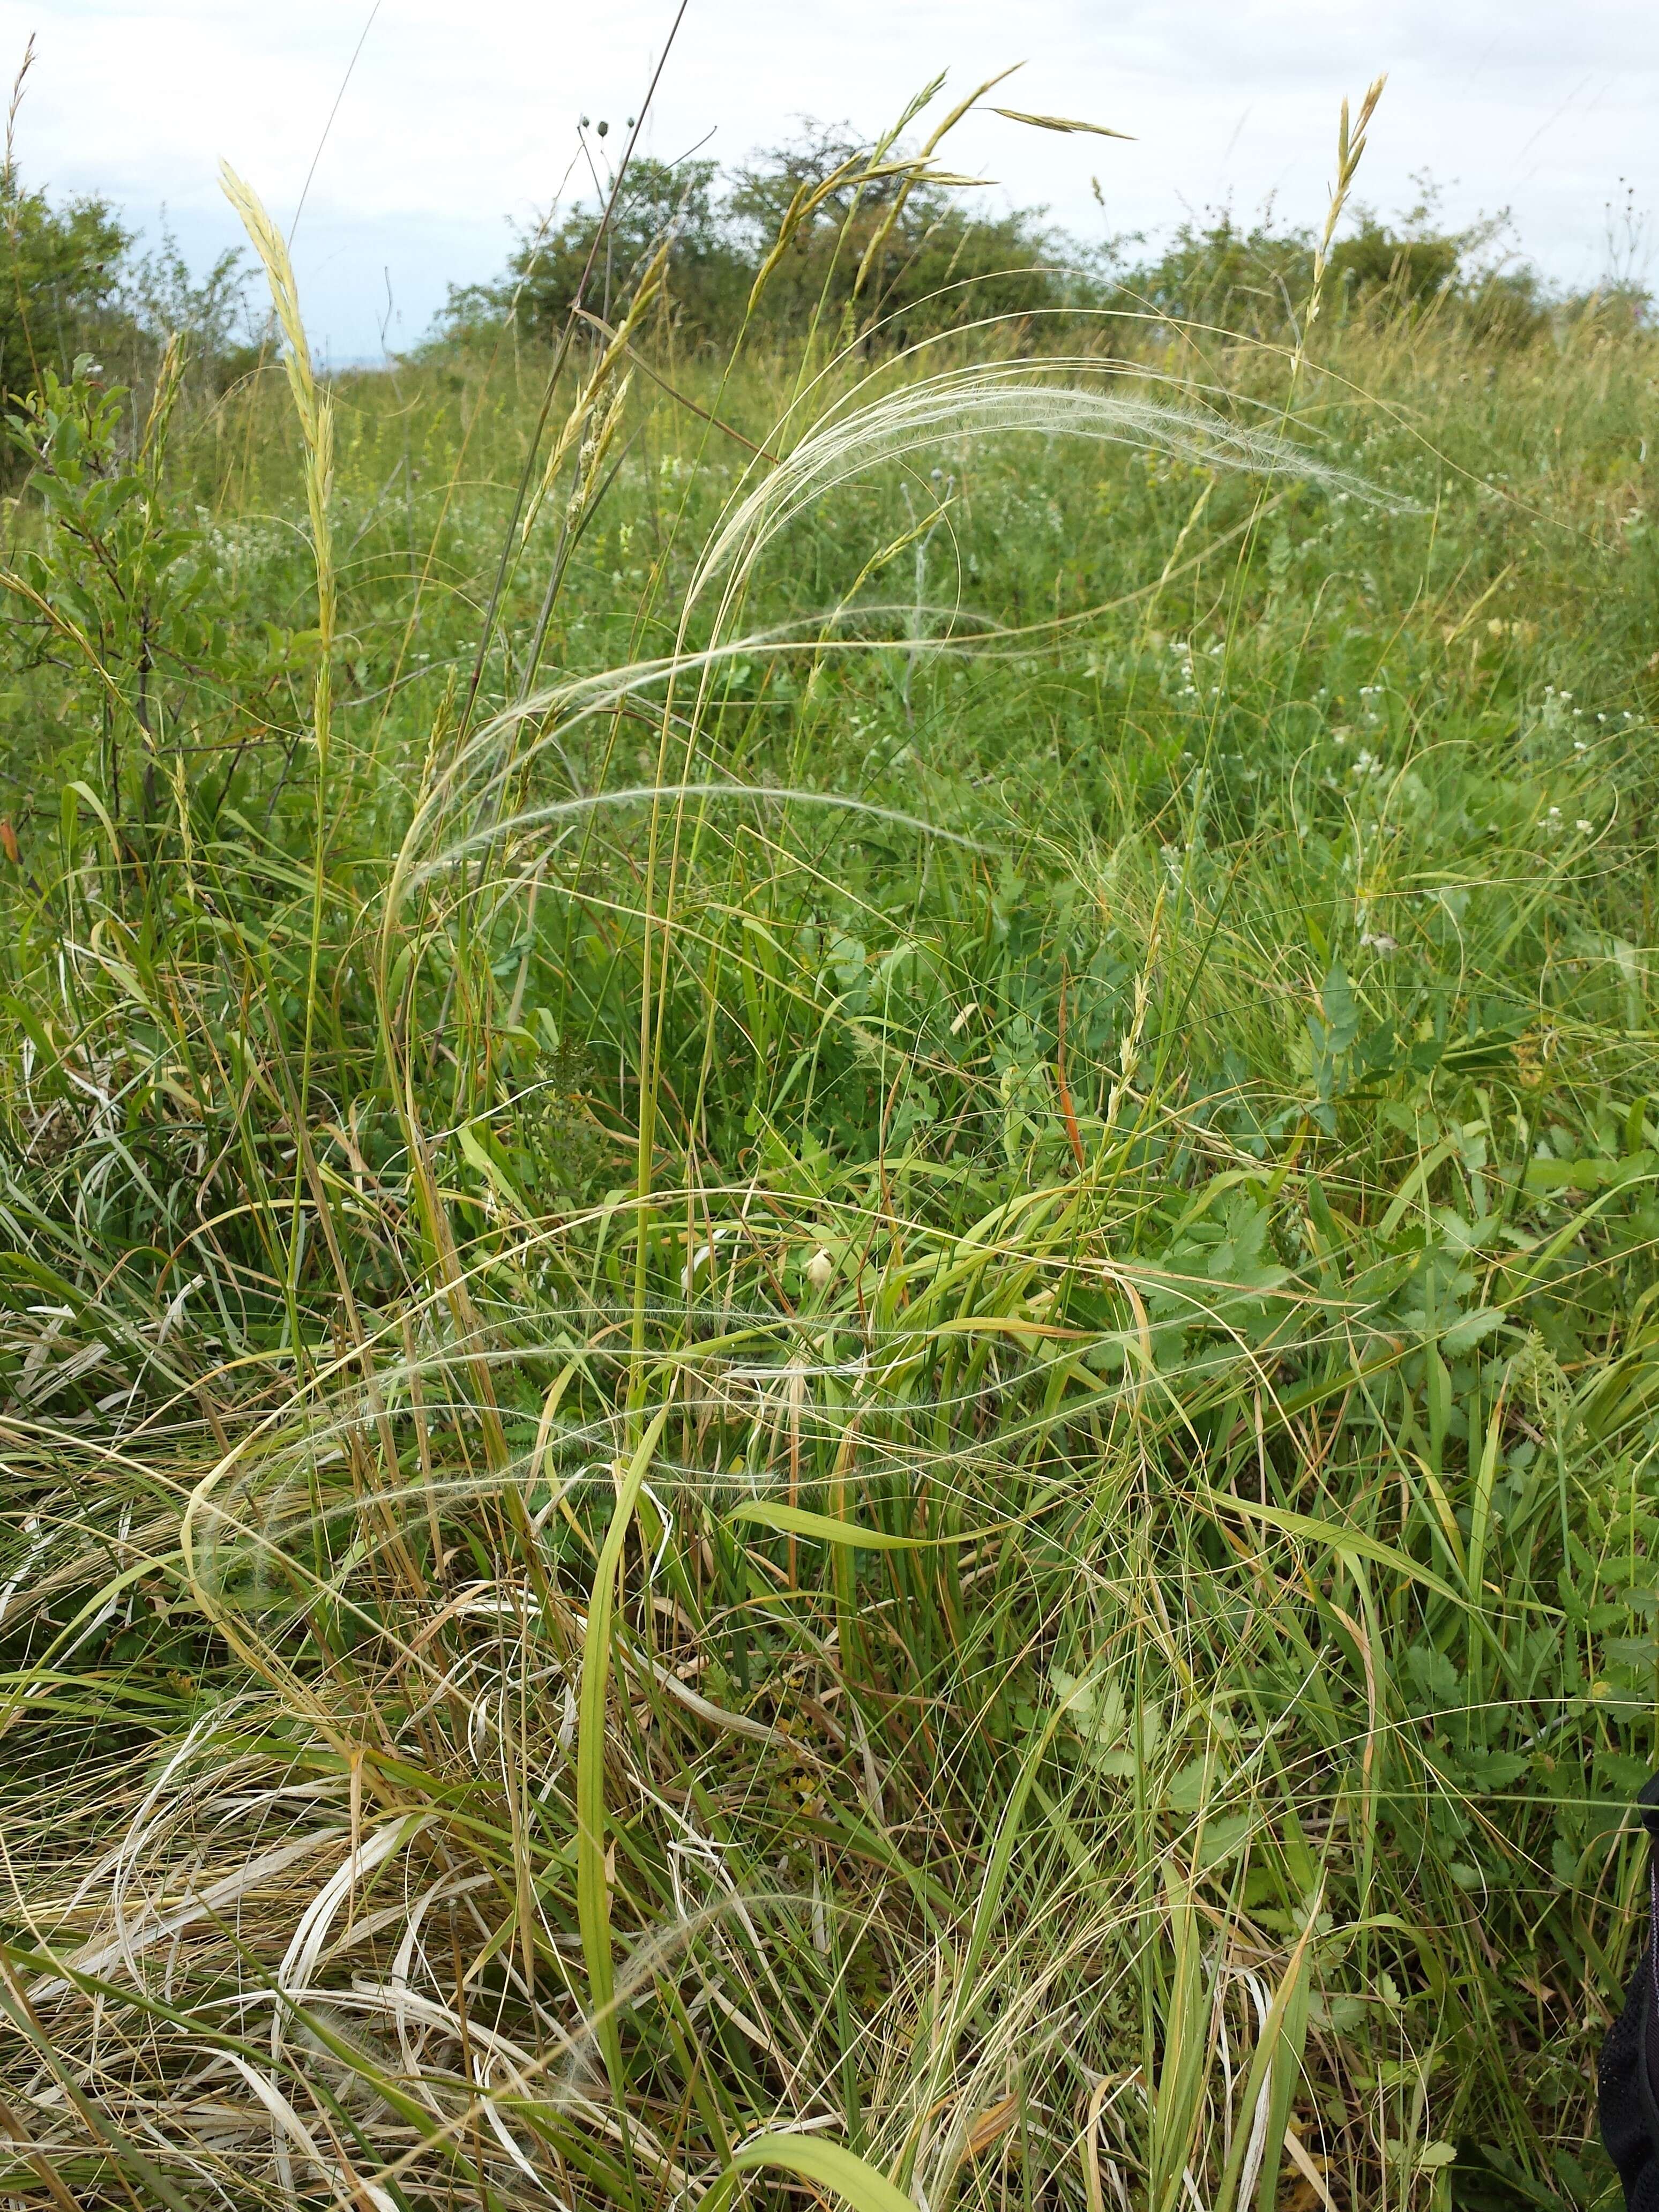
[2,0,1654,357]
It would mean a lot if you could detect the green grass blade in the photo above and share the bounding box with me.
[714,2132,921,2212]
[577,1400,672,2102]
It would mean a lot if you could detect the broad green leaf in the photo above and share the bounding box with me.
[1439,1304,1507,1355]
[457,1119,530,1216]
[706,2130,921,2212]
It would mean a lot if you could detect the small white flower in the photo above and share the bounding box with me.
[1576,818,1593,832]
[1360,931,1399,953]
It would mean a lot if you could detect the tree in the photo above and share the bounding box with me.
[1119,196,1552,347]
[727,121,1075,341]
[1328,214,1458,310]
[0,163,130,407]
[434,125,1081,354]
[117,222,259,392]
[1124,212,1316,342]
[4,353,304,847]
[439,156,750,344]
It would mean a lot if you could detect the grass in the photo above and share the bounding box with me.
[0,127,1657,2212]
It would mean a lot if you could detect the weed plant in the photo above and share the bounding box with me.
[0,78,1657,2212]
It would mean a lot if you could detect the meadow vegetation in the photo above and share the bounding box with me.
[0,67,1657,2212]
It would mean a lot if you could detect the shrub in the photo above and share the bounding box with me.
[440,154,752,345]
[436,121,1087,353]
[0,159,130,407]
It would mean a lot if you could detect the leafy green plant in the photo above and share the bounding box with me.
[3,352,303,853]
[0,155,129,410]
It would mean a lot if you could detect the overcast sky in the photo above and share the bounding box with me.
[2,1,1654,361]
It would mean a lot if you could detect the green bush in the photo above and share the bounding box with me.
[1118,203,1560,345]
[0,159,129,406]
[437,121,1094,351]
[440,154,752,344]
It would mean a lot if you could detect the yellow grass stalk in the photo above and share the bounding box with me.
[220,162,338,1319]
[520,243,668,544]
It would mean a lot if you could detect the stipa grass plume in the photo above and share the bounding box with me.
[15,1611,887,2202]
[397,362,1378,829]
[684,357,1388,629]
[378,356,1388,1075]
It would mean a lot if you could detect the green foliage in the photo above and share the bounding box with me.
[442,154,752,342]
[2,354,307,847]
[0,160,256,462]
[1125,200,1562,345]
[439,122,1090,349]
[724,119,1077,338]
[0,160,129,404]
[1328,212,1459,304]
[116,222,259,390]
